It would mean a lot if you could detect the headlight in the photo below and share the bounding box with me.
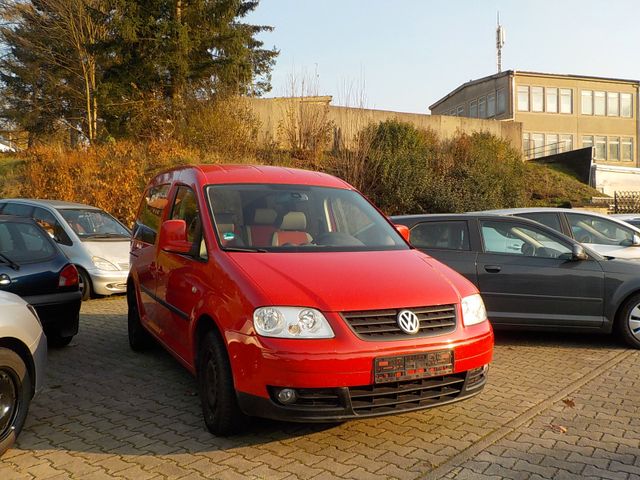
[253,307,335,339]
[461,294,487,326]
[92,256,118,271]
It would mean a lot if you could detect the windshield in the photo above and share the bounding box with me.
[59,209,130,239]
[205,184,408,252]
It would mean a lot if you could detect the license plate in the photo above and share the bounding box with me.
[374,350,454,384]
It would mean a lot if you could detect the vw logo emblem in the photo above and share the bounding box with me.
[397,309,420,334]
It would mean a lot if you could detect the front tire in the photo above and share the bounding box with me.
[47,334,73,348]
[127,285,153,351]
[197,330,247,435]
[616,293,640,348]
[78,268,92,301]
[0,348,33,457]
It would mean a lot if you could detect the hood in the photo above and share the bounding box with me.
[587,243,640,260]
[228,249,465,312]
[82,240,131,267]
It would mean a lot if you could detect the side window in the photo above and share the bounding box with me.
[518,212,562,232]
[33,207,72,246]
[566,213,634,246]
[170,186,207,259]
[133,184,170,244]
[2,203,34,217]
[409,221,470,251]
[481,220,572,259]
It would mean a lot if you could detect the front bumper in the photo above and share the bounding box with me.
[88,269,128,296]
[30,330,48,395]
[237,365,489,422]
[23,291,81,338]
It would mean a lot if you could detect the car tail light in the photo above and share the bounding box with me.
[59,264,79,288]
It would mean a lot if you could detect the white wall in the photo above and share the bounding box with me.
[592,164,640,195]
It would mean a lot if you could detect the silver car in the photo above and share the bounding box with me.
[480,207,640,260]
[0,291,47,456]
[0,199,131,300]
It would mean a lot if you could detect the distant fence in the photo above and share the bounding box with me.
[613,191,640,213]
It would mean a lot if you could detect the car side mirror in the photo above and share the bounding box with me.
[394,224,411,243]
[571,244,589,261]
[158,220,192,254]
[632,234,640,246]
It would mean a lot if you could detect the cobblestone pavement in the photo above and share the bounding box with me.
[2,297,639,479]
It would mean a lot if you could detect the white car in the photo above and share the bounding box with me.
[480,208,640,260]
[0,199,131,300]
[0,291,47,456]
[611,214,640,229]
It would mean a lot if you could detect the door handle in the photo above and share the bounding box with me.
[484,265,502,273]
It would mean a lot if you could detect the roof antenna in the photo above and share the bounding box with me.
[496,12,505,73]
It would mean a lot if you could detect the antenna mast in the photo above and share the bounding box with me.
[496,12,505,73]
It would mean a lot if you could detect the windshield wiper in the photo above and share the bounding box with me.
[0,252,19,271]
[83,233,130,239]
[223,246,268,253]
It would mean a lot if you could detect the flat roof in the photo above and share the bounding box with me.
[429,70,640,110]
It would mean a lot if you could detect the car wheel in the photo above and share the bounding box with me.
[197,330,247,436]
[616,293,640,349]
[47,334,73,348]
[127,286,153,351]
[0,348,33,457]
[78,268,92,301]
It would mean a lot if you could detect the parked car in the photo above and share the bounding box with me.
[0,291,47,456]
[480,207,640,260]
[128,165,494,434]
[0,199,131,300]
[0,215,81,346]
[392,213,640,349]
[611,214,640,228]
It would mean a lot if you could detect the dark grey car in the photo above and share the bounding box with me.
[391,213,640,348]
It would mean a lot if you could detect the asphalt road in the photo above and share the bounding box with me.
[2,297,639,479]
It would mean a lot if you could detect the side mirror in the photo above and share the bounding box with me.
[571,244,589,261]
[158,220,192,254]
[394,224,411,243]
[632,234,640,247]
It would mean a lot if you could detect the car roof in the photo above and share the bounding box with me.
[162,164,353,189]
[0,198,101,210]
[391,212,548,224]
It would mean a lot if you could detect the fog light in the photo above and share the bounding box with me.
[277,388,297,405]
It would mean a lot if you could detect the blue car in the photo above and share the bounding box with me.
[0,215,81,346]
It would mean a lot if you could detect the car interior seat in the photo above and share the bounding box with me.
[246,208,278,247]
[271,211,313,246]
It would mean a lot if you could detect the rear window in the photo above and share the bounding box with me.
[0,221,57,263]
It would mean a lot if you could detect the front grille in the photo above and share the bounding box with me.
[349,373,466,416]
[342,305,457,340]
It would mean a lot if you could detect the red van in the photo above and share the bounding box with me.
[128,165,493,435]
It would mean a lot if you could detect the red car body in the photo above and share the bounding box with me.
[128,165,493,431]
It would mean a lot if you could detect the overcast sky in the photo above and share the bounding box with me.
[247,0,640,113]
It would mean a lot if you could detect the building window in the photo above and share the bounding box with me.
[487,93,496,117]
[594,91,606,115]
[581,90,593,115]
[607,92,619,116]
[497,88,507,114]
[559,134,573,152]
[469,99,478,118]
[582,136,594,150]
[478,96,487,118]
[594,136,606,160]
[517,86,529,111]
[559,88,572,113]
[531,133,544,158]
[457,105,465,116]
[608,137,620,161]
[523,132,530,152]
[546,88,558,113]
[621,93,632,118]
[531,87,544,112]
[622,137,634,161]
[546,134,559,155]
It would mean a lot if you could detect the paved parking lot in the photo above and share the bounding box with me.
[2,297,639,479]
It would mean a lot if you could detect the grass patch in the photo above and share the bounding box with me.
[524,161,603,207]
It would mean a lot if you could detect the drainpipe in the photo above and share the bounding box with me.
[637,83,639,167]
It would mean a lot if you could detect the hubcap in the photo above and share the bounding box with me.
[0,369,17,436]
[629,304,640,340]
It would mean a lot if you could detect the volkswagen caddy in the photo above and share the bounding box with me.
[128,165,493,435]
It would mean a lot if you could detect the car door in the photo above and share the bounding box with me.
[131,183,170,334]
[476,218,605,328]
[155,185,208,363]
[408,220,478,285]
